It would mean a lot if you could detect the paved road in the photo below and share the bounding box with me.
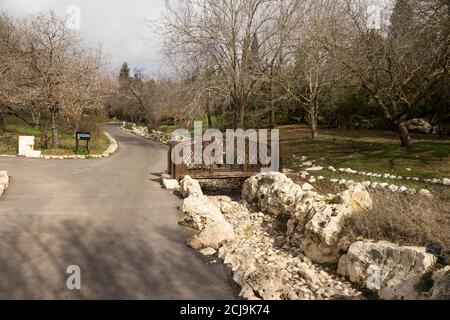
[0,124,239,299]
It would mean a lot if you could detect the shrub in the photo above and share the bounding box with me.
[340,191,450,264]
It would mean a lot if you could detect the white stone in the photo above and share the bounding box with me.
[418,189,432,197]
[187,220,235,250]
[25,150,41,158]
[200,247,217,256]
[306,166,323,172]
[343,241,436,300]
[443,178,450,186]
[289,184,372,263]
[162,179,179,190]
[388,185,399,192]
[181,196,224,230]
[180,175,203,198]
[302,183,314,191]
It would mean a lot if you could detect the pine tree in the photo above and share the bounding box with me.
[118,62,130,92]
[119,62,130,82]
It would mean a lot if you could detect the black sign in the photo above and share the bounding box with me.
[76,132,91,141]
[426,243,443,257]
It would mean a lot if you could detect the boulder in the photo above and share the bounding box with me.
[180,175,203,198]
[340,241,436,300]
[287,184,372,263]
[162,179,179,190]
[405,118,432,134]
[244,173,373,263]
[218,243,284,300]
[180,196,224,230]
[244,265,284,300]
[187,220,235,250]
[443,178,450,186]
[337,254,349,277]
[430,266,450,300]
[242,172,293,205]
[340,183,373,212]
[0,171,9,196]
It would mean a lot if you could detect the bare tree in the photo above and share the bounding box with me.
[332,0,450,147]
[158,0,303,128]
[277,0,343,139]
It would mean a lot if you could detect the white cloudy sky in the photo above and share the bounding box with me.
[0,0,167,75]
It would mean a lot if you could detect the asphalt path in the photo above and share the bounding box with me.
[0,124,239,299]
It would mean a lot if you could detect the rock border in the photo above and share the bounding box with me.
[121,124,171,145]
[293,155,450,187]
[292,170,433,197]
[170,173,446,300]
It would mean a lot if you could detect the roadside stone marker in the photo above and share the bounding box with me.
[18,136,42,158]
[18,136,35,156]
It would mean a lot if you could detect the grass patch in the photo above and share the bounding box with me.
[280,125,450,180]
[0,115,110,156]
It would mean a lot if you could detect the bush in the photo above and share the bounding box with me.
[340,191,450,264]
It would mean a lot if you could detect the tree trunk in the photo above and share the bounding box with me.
[270,108,275,129]
[397,120,412,148]
[238,102,245,129]
[0,112,5,134]
[206,113,212,128]
[51,110,59,149]
[309,101,319,139]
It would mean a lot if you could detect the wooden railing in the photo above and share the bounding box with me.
[168,135,282,181]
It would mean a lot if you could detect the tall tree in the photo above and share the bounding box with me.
[158,0,303,128]
[332,0,450,147]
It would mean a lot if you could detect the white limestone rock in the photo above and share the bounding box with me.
[341,241,436,300]
[181,196,224,230]
[187,220,235,250]
[180,175,203,198]
[162,179,179,190]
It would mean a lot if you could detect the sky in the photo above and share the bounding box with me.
[0,0,167,75]
[0,0,393,77]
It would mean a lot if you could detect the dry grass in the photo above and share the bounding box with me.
[340,191,450,264]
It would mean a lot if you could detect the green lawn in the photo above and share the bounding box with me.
[280,125,450,180]
[0,115,110,156]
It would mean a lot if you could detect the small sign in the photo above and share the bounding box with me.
[75,131,91,152]
[76,132,91,141]
[426,244,443,257]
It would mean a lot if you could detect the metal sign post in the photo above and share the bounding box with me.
[75,132,91,152]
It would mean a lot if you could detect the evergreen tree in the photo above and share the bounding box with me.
[119,62,130,82]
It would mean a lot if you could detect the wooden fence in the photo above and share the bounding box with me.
[168,136,282,181]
